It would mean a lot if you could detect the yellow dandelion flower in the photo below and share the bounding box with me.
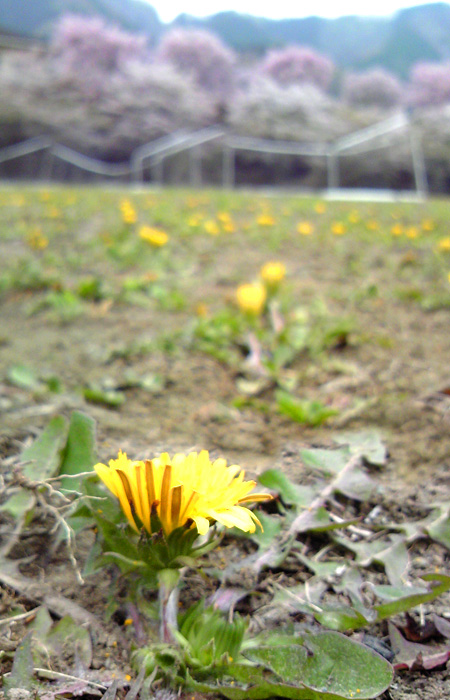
[448,272,450,284]
[348,210,360,224]
[260,261,286,287]
[222,220,235,233]
[195,302,209,317]
[437,237,450,252]
[120,200,137,225]
[236,282,267,316]
[366,219,379,231]
[139,226,169,247]
[297,221,314,235]
[406,226,418,239]
[204,220,220,236]
[331,222,346,235]
[27,228,49,250]
[94,450,271,536]
[257,214,275,227]
[391,224,403,236]
[314,202,326,214]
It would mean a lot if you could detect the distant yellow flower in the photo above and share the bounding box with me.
[260,261,286,288]
[348,210,360,224]
[236,282,267,316]
[331,222,346,235]
[195,302,209,317]
[222,220,235,233]
[406,226,418,239]
[120,200,137,225]
[315,202,326,214]
[27,228,48,250]
[366,220,379,231]
[94,450,271,536]
[437,237,450,252]
[297,221,314,235]
[391,224,403,236]
[204,220,220,236]
[257,214,275,227]
[139,225,169,247]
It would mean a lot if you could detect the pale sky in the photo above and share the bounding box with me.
[145,0,435,24]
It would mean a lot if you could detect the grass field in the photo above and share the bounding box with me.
[1,185,450,699]
[1,186,449,468]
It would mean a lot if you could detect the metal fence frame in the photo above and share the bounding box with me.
[0,113,427,196]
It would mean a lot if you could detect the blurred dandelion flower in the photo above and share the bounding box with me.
[297,221,314,235]
[257,214,275,227]
[94,450,271,536]
[315,202,326,214]
[139,226,169,247]
[406,226,418,239]
[331,222,346,235]
[27,228,49,250]
[391,224,403,236]
[260,261,286,288]
[204,220,220,235]
[437,237,450,252]
[236,282,267,316]
[120,199,137,225]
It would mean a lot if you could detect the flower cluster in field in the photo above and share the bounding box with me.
[2,187,450,417]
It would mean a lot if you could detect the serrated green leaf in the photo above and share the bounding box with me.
[290,507,360,533]
[300,447,350,475]
[192,632,393,699]
[45,615,92,667]
[59,411,96,490]
[315,574,450,632]
[334,431,387,467]
[374,573,450,621]
[249,512,283,549]
[258,469,314,507]
[334,466,376,502]
[244,632,393,698]
[3,632,35,693]
[0,489,36,519]
[20,415,68,480]
[426,508,450,548]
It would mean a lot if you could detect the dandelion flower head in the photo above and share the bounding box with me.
[236,282,267,316]
[94,450,271,536]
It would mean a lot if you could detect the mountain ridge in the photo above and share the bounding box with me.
[1,0,449,78]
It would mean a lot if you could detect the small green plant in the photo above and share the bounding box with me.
[276,390,338,426]
[28,289,84,323]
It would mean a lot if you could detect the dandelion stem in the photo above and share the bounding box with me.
[157,568,181,643]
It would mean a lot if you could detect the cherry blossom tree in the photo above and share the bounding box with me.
[343,69,403,109]
[260,46,334,91]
